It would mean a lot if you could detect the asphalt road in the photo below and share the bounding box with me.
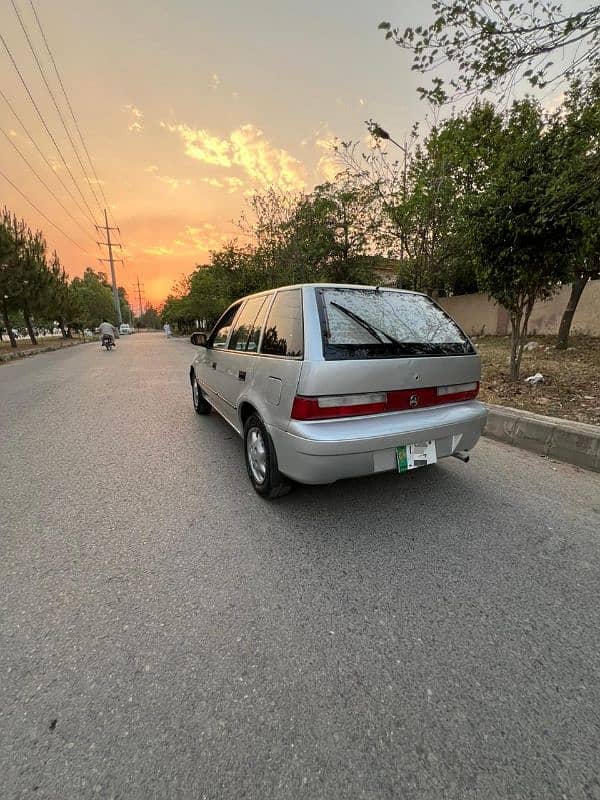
[2,333,600,800]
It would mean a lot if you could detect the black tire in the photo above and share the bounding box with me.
[244,414,291,499]
[191,374,211,414]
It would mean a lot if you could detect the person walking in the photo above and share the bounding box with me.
[163,322,172,337]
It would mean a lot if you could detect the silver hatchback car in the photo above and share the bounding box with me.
[190,284,487,498]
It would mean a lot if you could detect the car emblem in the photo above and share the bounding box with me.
[409,394,419,408]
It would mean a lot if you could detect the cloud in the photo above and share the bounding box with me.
[144,164,159,173]
[141,222,230,261]
[161,122,232,167]
[123,104,144,133]
[543,91,566,115]
[210,72,221,89]
[200,176,244,192]
[144,245,175,256]
[315,126,341,182]
[156,175,192,191]
[163,120,306,191]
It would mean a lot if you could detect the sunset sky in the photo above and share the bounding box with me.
[1,0,570,307]
[0,0,432,306]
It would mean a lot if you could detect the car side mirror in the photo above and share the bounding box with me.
[191,332,207,347]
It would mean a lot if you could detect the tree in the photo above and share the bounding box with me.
[379,1,600,104]
[118,286,132,326]
[0,210,51,345]
[70,269,115,329]
[46,252,81,337]
[553,79,600,348]
[139,305,162,329]
[311,180,378,283]
[0,212,18,349]
[467,100,576,380]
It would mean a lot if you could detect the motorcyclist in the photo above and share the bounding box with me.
[98,319,117,347]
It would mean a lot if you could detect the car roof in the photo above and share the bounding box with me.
[235,283,425,303]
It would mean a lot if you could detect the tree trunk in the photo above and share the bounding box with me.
[509,300,534,382]
[23,306,37,345]
[509,314,521,382]
[556,273,589,350]
[2,300,17,349]
[58,317,68,338]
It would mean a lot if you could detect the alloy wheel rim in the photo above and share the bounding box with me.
[247,427,267,484]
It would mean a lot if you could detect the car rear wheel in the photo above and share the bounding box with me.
[244,414,291,499]
[192,374,211,414]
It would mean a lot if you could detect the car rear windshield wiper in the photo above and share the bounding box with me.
[329,302,401,345]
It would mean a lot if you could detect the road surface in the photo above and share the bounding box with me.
[1,333,599,800]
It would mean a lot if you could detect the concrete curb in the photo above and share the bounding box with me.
[483,403,600,473]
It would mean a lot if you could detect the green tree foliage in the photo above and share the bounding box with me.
[138,305,162,329]
[553,78,600,348]
[118,286,132,326]
[70,269,116,329]
[465,99,577,379]
[0,209,51,345]
[162,182,381,333]
[379,1,600,103]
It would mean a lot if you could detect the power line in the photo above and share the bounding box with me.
[0,31,98,225]
[27,0,114,220]
[1,125,96,243]
[0,88,97,230]
[0,169,88,252]
[9,0,104,218]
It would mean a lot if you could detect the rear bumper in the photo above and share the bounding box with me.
[267,401,488,484]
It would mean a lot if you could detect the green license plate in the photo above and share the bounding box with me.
[396,441,437,472]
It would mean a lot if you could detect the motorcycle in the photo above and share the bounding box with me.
[101,334,115,351]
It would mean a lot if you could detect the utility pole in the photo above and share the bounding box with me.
[96,209,123,326]
[135,275,145,318]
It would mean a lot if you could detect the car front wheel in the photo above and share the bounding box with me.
[244,414,290,499]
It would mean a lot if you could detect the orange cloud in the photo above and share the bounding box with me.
[201,176,244,192]
[164,120,306,191]
[162,122,232,167]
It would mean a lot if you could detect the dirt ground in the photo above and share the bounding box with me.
[476,334,600,426]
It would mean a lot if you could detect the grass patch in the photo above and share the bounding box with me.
[476,334,600,426]
[0,335,89,362]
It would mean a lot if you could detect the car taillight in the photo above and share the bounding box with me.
[291,393,387,420]
[291,382,479,421]
[436,381,479,402]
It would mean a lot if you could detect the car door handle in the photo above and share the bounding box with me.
[238,370,246,381]
[211,362,217,369]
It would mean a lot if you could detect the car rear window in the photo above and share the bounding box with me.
[316,287,474,360]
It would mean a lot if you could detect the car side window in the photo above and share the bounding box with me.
[208,304,241,349]
[246,296,271,352]
[228,297,267,352]
[261,289,303,358]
